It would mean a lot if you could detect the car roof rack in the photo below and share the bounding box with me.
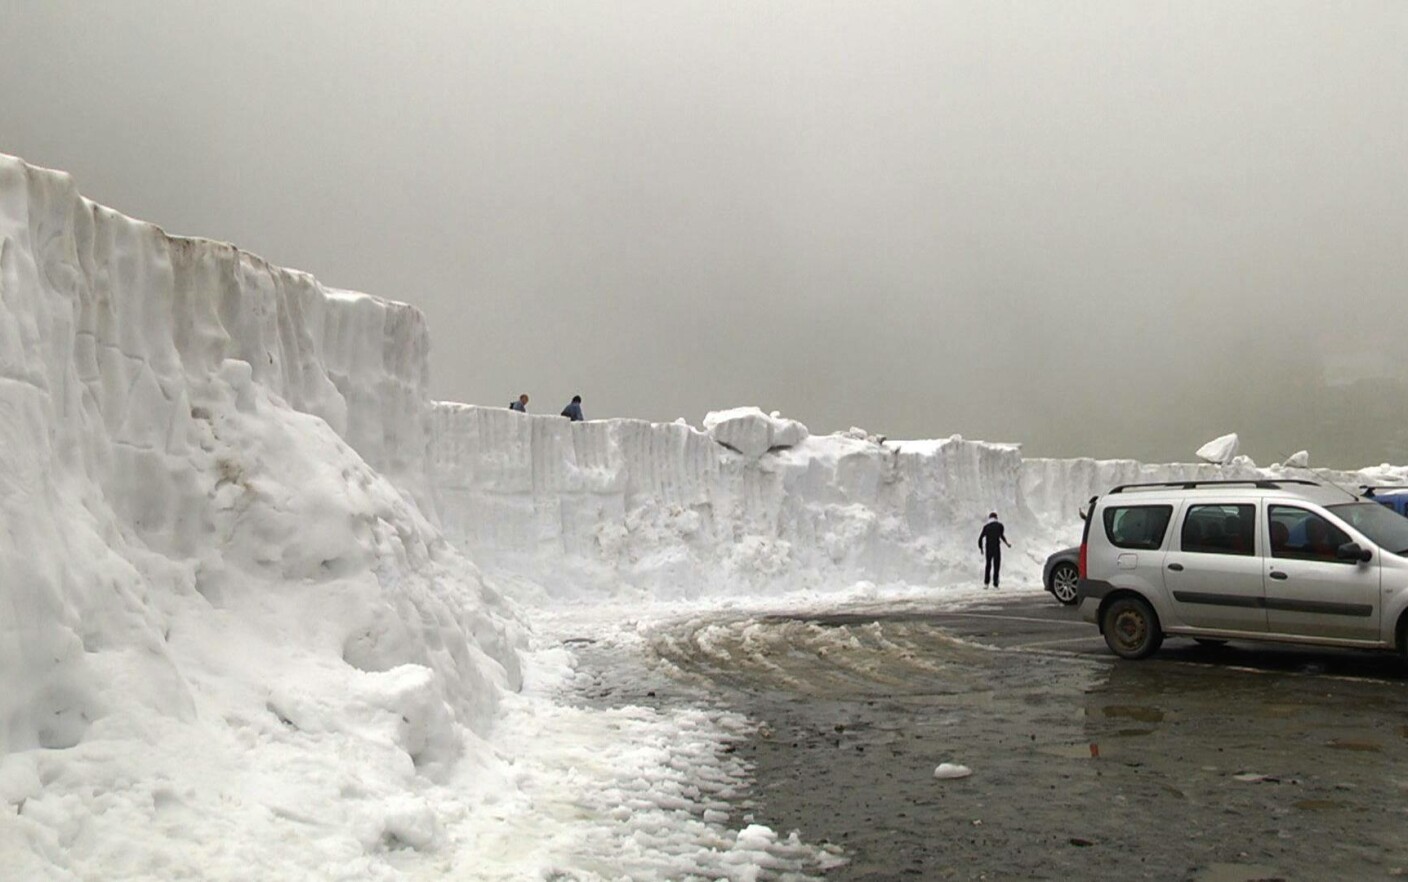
[1360,485,1408,497]
[1107,478,1322,494]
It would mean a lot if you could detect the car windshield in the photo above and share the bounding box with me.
[1327,502,1408,556]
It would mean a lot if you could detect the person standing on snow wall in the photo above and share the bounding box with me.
[509,393,529,412]
[561,395,584,421]
[979,512,1011,588]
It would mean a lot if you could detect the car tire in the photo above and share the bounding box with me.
[1102,596,1163,660]
[1049,562,1080,606]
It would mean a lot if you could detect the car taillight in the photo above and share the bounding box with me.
[1078,543,1087,579]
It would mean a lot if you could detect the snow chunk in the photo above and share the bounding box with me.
[933,762,973,779]
[842,426,888,445]
[1196,433,1240,465]
[703,407,809,458]
[1283,450,1310,468]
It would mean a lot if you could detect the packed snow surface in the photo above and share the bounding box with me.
[6,152,1408,881]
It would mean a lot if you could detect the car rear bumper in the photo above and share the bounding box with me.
[1076,578,1116,625]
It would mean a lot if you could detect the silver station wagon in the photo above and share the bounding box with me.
[1076,479,1408,659]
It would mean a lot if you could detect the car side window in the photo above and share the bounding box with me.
[1102,505,1173,550]
[1269,505,1351,564]
[1180,504,1255,556]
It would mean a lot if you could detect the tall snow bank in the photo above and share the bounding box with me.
[0,155,522,878]
[433,404,1029,599]
[1017,457,1265,531]
[431,406,1392,603]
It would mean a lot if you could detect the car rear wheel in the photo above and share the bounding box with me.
[1102,596,1163,660]
[1049,562,1079,605]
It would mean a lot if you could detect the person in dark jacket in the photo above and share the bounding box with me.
[978,512,1011,588]
[509,393,529,412]
[561,395,584,421]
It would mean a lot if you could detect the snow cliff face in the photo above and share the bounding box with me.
[0,155,521,876]
[431,407,1387,602]
[433,404,1037,598]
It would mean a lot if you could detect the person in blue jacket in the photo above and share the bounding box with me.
[560,395,584,421]
[509,393,529,412]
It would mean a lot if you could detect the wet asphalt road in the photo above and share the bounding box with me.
[568,592,1408,882]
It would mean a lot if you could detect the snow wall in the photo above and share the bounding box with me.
[0,155,523,877]
[434,405,1028,598]
[431,408,1382,601]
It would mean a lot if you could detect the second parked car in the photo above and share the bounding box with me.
[1363,485,1408,517]
[1043,547,1081,605]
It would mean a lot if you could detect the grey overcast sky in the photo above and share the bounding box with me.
[3,1,1406,464]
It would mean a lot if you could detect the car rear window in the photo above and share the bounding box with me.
[1102,505,1173,550]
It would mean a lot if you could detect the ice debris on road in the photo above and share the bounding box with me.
[933,763,973,780]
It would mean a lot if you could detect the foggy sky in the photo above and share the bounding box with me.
[3,1,1406,465]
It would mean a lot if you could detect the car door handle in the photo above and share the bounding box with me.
[1269,571,1288,580]
[1167,563,1184,572]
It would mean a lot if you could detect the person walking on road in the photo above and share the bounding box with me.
[509,393,529,412]
[979,512,1011,588]
[561,395,584,422]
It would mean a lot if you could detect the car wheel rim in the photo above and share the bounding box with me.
[1113,608,1147,650]
[1053,568,1078,602]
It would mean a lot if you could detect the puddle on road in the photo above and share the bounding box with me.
[1099,704,1165,723]
[1195,863,1286,882]
[1327,738,1382,752]
[1293,799,1347,811]
[1035,741,1098,760]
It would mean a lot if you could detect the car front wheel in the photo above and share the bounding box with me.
[1049,562,1079,605]
[1102,596,1163,660]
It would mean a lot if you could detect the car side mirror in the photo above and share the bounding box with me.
[1337,542,1372,563]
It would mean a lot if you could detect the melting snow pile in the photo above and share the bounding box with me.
[0,154,531,878]
[0,155,840,881]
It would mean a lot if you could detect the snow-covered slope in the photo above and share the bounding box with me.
[0,155,523,877]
